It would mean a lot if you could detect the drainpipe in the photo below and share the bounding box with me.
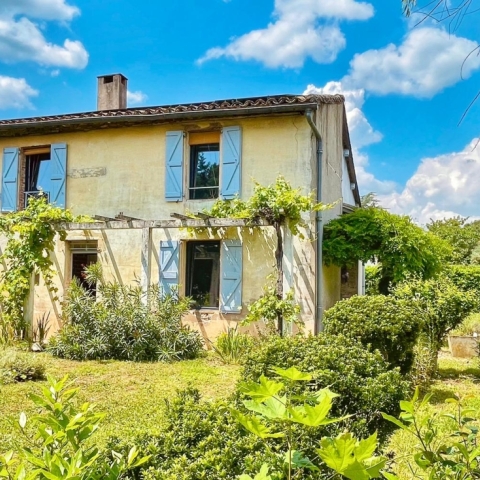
[305,109,324,334]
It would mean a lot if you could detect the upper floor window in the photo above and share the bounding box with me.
[1,143,67,213]
[189,143,220,200]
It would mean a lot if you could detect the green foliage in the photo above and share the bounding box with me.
[0,348,46,384]
[427,216,480,264]
[450,313,480,336]
[0,375,149,479]
[0,196,90,342]
[243,286,301,333]
[48,268,203,361]
[445,264,480,298]
[394,276,478,378]
[241,334,409,439]
[111,388,271,480]
[201,175,326,236]
[322,207,451,293]
[234,367,386,480]
[365,265,381,295]
[470,244,480,264]
[323,295,422,374]
[211,327,254,364]
[383,389,480,480]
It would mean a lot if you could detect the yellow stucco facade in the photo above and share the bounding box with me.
[0,101,358,341]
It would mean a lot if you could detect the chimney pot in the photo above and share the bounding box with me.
[97,73,128,111]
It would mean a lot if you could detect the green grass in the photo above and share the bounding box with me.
[386,352,480,478]
[0,352,240,450]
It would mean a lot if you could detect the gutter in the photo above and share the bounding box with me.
[305,108,324,334]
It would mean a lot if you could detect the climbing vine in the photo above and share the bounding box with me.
[0,196,89,342]
[196,176,329,334]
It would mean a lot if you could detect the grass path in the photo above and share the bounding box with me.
[0,353,240,450]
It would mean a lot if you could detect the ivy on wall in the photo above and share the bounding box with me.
[0,196,89,342]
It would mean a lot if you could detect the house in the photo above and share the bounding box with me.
[0,74,363,339]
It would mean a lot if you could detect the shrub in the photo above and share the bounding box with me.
[394,276,478,377]
[211,327,254,364]
[241,334,409,439]
[48,277,203,362]
[0,348,46,384]
[323,295,422,374]
[109,388,273,480]
[445,264,480,299]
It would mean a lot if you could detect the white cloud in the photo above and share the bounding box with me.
[127,90,148,106]
[378,139,480,223]
[198,0,374,68]
[344,27,480,97]
[0,0,79,21]
[0,76,38,109]
[0,0,87,69]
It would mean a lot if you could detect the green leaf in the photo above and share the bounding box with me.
[238,376,284,402]
[239,464,274,480]
[317,433,356,473]
[381,413,410,431]
[243,395,287,420]
[271,366,312,382]
[382,472,400,480]
[354,432,378,462]
[230,409,284,439]
[18,412,27,429]
[286,450,320,471]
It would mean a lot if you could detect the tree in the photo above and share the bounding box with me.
[322,207,451,294]
[427,216,480,264]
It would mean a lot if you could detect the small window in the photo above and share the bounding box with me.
[24,152,51,207]
[189,143,220,200]
[186,241,220,308]
[70,241,98,296]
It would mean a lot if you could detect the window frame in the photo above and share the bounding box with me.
[188,142,221,200]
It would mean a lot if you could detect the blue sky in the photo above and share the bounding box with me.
[1,0,479,223]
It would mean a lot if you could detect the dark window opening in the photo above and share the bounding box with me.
[72,252,98,296]
[103,75,114,84]
[25,153,51,207]
[189,143,220,200]
[186,241,220,308]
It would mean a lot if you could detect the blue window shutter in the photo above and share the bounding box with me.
[220,240,242,313]
[1,147,19,212]
[221,126,242,199]
[160,240,180,295]
[50,143,67,208]
[165,131,184,201]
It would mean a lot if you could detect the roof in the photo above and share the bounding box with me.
[0,94,344,137]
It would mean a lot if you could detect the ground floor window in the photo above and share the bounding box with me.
[186,240,220,308]
[69,241,98,295]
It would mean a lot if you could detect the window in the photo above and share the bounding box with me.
[189,143,220,200]
[23,150,51,208]
[1,143,67,213]
[69,241,98,296]
[186,240,220,308]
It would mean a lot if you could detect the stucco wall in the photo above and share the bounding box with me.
[0,109,346,340]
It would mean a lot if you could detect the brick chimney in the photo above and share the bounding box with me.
[97,74,128,111]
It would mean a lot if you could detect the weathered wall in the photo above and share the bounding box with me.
[0,109,347,341]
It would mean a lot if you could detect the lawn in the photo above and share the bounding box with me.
[386,352,480,478]
[0,353,240,451]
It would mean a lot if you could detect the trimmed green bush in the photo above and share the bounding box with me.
[109,388,274,480]
[0,348,46,384]
[48,279,203,362]
[365,265,381,295]
[241,334,409,439]
[323,295,422,374]
[445,264,480,300]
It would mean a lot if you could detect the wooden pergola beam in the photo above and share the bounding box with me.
[55,218,269,230]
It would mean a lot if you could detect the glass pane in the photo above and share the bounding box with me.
[186,241,220,308]
[190,144,219,200]
[36,159,51,192]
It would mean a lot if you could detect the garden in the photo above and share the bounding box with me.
[1,185,480,479]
